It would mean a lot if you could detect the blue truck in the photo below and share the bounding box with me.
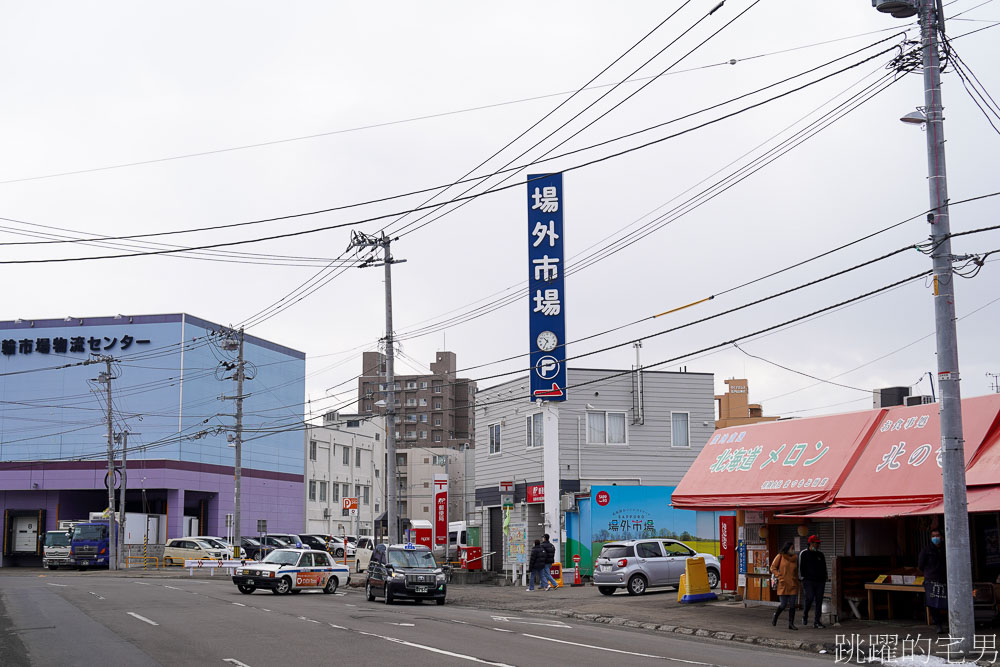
[69,520,117,569]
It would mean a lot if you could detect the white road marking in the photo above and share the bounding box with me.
[163,585,183,591]
[132,581,151,586]
[88,592,105,600]
[329,623,347,630]
[452,620,470,625]
[223,659,251,667]
[344,603,357,607]
[491,615,570,628]
[493,628,514,633]
[232,602,246,607]
[389,623,415,627]
[298,616,320,624]
[261,609,271,613]
[46,583,68,587]
[127,612,159,626]
[355,631,514,666]
[519,633,714,665]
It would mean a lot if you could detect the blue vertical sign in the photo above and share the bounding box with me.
[528,173,567,401]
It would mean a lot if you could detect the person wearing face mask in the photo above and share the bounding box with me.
[798,535,827,629]
[918,528,948,633]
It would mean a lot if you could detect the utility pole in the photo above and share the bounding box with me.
[987,373,1000,393]
[221,328,246,558]
[101,357,117,571]
[117,431,128,569]
[874,0,972,650]
[349,230,406,544]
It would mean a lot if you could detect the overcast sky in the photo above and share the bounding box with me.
[0,1,998,422]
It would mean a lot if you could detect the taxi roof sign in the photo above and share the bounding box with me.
[404,543,417,550]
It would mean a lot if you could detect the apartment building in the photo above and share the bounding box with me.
[304,412,386,536]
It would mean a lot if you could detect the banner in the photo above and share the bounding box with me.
[433,474,448,546]
[527,173,567,401]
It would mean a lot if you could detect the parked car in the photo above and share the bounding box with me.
[265,533,306,549]
[231,548,349,595]
[365,543,446,605]
[236,536,272,560]
[355,536,376,572]
[189,536,234,558]
[163,538,228,566]
[592,539,721,595]
[260,535,295,550]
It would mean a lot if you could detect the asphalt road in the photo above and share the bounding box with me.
[0,573,835,666]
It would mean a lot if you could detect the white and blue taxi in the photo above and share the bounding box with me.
[232,548,349,595]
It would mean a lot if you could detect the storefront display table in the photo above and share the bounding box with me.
[864,583,932,624]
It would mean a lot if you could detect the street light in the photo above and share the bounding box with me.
[899,108,927,126]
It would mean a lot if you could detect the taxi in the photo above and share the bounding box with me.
[231,548,349,595]
[364,543,446,605]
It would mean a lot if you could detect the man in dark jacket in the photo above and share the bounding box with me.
[798,535,828,628]
[527,539,545,591]
[918,529,948,633]
[539,534,558,590]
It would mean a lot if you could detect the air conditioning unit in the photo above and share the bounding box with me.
[323,508,332,518]
[905,395,935,406]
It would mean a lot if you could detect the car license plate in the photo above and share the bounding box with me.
[415,586,428,593]
[600,565,611,572]
[82,561,91,566]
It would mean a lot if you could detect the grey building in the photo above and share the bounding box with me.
[474,368,714,571]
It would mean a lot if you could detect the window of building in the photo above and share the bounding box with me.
[347,420,361,428]
[423,506,430,513]
[434,417,442,426]
[406,399,417,407]
[419,398,428,407]
[420,431,427,440]
[420,381,428,389]
[434,401,442,410]
[396,453,407,466]
[423,481,429,488]
[363,486,370,505]
[309,441,317,461]
[406,414,417,423]
[433,455,448,466]
[671,412,691,448]
[433,433,442,442]
[332,483,339,502]
[586,411,627,445]
[343,483,350,499]
[355,484,361,499]
[433,383,443,394]
[489,423,502,455]
[318,481,327,502]
[342,446,350,465]
[406,381,417,390]
[375,432,380,441]
[356,448,362,467]
[406,430,416,439]
[308,480,317,501]
[364,401,372,412]
[526,413,544,448]
[420,414,428,423]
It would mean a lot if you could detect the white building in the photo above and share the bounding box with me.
[395,445,473,528]
[304,412,385,536]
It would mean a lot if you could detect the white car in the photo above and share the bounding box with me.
[189,536,235,559]
[231,549,349,595]
[163,538,228,566]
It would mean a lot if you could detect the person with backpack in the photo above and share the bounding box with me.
[539,533,559,591]
[798,535,827,628]
[526,539,546,591]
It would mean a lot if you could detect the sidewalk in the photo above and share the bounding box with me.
[442,582,999,664]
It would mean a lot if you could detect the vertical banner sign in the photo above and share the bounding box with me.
[433,474,448,546]
[719,515,737,592]
[527,173,567,401]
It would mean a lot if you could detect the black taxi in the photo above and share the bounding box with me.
[364,543,446,605]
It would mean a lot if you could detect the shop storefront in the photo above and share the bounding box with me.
[672,394,1000,623]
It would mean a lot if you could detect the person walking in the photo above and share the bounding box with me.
[798,535,827,628]
[527,539,545,591]
[770,541,800,630]
[918,528,948,633]
[539,533,558,591]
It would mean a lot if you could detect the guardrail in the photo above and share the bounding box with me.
[124,555,161,569]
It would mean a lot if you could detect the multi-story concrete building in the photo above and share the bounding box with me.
[474,367,715,571]
[357,351,475,450]
[304,412,385,537]
[715,378,779,428]
[358,351,476,528]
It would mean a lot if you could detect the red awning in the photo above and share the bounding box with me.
[776,504,928,519]
[671,410,883,510]
[909,485,1000,516]
[832,394,1000,506]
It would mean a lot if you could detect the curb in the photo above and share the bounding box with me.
[524,607,834,656]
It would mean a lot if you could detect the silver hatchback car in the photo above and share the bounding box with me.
[593,539,721,596]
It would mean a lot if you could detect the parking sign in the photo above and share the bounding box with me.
[343,497,359,516]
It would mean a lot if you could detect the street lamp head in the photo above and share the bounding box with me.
[374,399,387,407]
[900,109,928,127]
[872,0,918,18]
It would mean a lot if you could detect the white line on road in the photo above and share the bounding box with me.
[329,624,347,630]
[493,628,513,633]
[356,631,514,666]
[298,616,320,624]
[88,592,105,600]
[491,615,570,628]
[223,659,251,667]
[132,581,150,586]
[344,603,356,607]
[45,583,68,587]
[261,609,271,613]
[232,602,246,607]
[519,633,715,665]
[388,623,415,626]
[127,612,159,626]
[163,585,183,591]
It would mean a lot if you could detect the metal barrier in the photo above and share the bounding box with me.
[125,555,160,569]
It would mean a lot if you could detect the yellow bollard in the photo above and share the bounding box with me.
[678,557,718,604]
